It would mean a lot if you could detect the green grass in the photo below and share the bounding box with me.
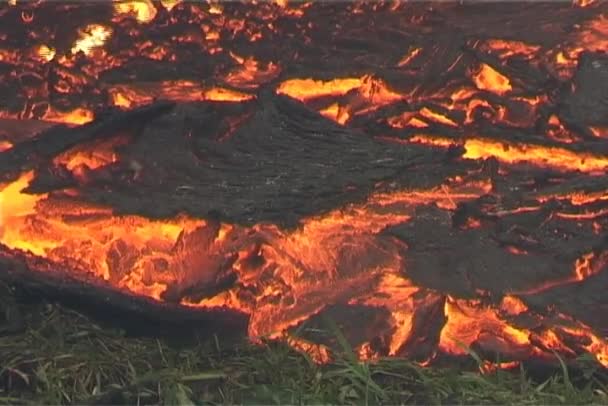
[1,284,607,405]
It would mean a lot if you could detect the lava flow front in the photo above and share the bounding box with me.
[1,0,608,370]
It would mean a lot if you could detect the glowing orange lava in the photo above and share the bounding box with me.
[71,24,113,56]
[108,81,253,108]
[472,64,512,95]
[277,78,365,100]
[1,0,608,370]
[406,135,608,174]
[113,0,157,23]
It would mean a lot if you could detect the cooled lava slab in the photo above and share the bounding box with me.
[26,92,443,228]
[387,203,608,298]
[559,52,608,139]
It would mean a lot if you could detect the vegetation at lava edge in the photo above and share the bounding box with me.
[0,285,607,405]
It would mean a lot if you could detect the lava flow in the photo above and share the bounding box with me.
[1,0,608,370]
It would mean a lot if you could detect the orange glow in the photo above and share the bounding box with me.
[285,336,332,364]
[42,107,94,125]
[472,64,512,95]
[408,133,608,173]
[0,140,13,152]
[357,341,381,361]
[440,299,608,369]
[0,171,41,230]
[505,246,528,255]
[53,136,127,172]
[0,172,206,290]
[34,45,56,62]
[388,113,429,129]
[318,103,346,123]
[463,138,608,173]
[278,75,402,124]
[1,152,489,345]
[397,47,422,67]
[479,361,520,374]
[225,55,280,89]
[537,190,608,206]
[513,251,608,296]
[159,0,181,11]
[109,81,253,109]
[355,273,421,356]
[481,39,540,60]
[559,326,608,367]
[419,108,458,127]
[409,134,455,147]
[277,77,364,100]
[500,295,528,316]
[439,297,532,356]
[573,0,597,7]
[589,126,606,138]
[71,24,112,55]
[573,252,607,281]
[113,0,157,23]
[203,87,253,102]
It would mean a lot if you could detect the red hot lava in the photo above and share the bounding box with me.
[1,0,608,370]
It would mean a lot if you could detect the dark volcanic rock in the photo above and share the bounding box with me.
[49,93,440,227]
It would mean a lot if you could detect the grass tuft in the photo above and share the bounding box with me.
[1,284,607,405]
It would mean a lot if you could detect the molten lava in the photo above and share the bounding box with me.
[1,0,608,370]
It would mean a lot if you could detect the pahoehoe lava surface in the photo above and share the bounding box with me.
[30,92,441,227]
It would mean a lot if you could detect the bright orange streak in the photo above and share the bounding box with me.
[481,39,540,60]
[42,108,94,125]
[556,209,608,220]
[279,76,403,124]
[277,78,364,100]
[397,47,422,67]
[203,87,253,102]
[472,64,512,95]
[419,108,458,127]
[463,138,608,173]
[386,134,608,173]
[109,81,253,108]
[388,113,429,129]
[513,252,608,296]
[409,135,454,147]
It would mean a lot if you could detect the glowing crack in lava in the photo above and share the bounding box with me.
[1,0,608,370]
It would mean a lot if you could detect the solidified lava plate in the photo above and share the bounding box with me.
[1,0,608,369]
